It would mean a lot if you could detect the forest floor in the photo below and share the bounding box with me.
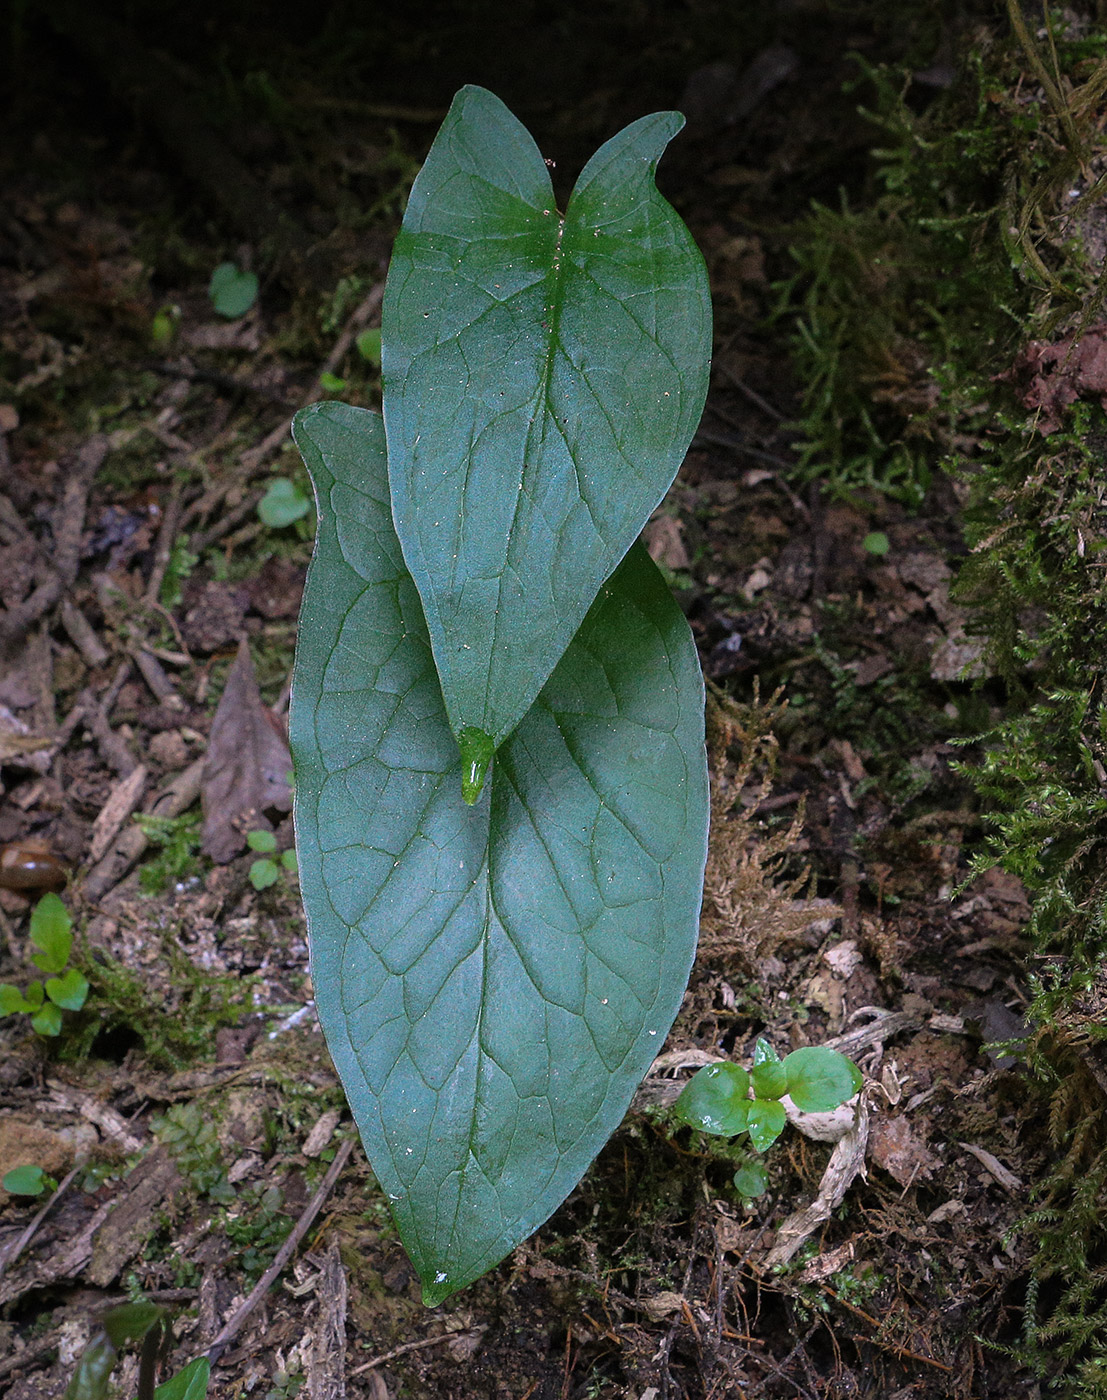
[0,3,1096,1397]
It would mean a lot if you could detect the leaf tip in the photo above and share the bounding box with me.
[457,727,495,805]
[421,1273,455,1307]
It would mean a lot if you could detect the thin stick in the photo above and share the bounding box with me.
[205,1137,354,1365]
[349,1331,480,1378]
[0,1165,81,1281]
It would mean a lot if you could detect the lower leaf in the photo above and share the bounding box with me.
[290,402,709,1304]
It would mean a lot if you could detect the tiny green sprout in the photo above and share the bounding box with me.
[247,830,297,891]
[208,261,258,318]
[0,893,88,1037]
[258,478,311,529]
[862,530,890,556]
[150,304,181,348]
[675,1039,862,1154]
[3,1163,57,1196]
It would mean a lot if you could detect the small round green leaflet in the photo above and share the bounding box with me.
[674,1063,751,1136]
[45,967,89,1012]
[258,478,311,529]
[290,403,709,1306]
[782,1046,863,1113]
[208,261,258,318]
[746,1098,787,1153]
[3,1163,49,1196]
[733,1161,769,1200]
[30,891,72,974]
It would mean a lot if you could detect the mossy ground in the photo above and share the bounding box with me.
[2,2,1107,1396]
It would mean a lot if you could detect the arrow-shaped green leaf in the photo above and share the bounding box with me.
[290,402,708,1303]
[382,85,711,789]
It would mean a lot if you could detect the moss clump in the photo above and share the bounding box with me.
[72,935,253,1070]
[779,7,1107,1390]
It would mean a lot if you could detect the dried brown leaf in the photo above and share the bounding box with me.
[201,639,292,863]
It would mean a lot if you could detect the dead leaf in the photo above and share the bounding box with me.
[201,640,292,863]
[641,1291,687,1321]
[868,1113,939,1187]
[824,939,863,979]
[644,514,690,571]
[999,325,1107,434]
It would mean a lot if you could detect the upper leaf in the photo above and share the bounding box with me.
[382,85,711,770]
[290,403,708,1304]
[783,1047,863,1113]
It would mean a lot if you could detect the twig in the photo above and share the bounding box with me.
[147,359,294,406]
[0,1164,81,1281]
[83,753,205,901]
[80,687,138,778]
[717,361,786,421]
[0,436,108,645]
[206,1137,354,1365]
[349,1331,479,1377]
[129,645,184,709]
[60,598,110,668]
[823,1286,954,1372]
[144,479,185,607]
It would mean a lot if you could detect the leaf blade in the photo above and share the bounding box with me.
[290,402,708,1303]
[382,85,711,756]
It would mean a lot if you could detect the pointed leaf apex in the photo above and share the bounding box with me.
[421,1276,454,1307]
[458,727,495,805]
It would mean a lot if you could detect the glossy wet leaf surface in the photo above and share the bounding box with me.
[783,1047,863,1113]
[382,85,711,759]
[290,402,708,1302]
[674,1061,750,1136]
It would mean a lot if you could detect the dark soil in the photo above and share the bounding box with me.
[0,3,1060,1397]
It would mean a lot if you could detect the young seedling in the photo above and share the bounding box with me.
[675,1039,863,1180]
[245,829,298,892]
[208,260,257,319]
[290,85,711,1303]
[3,1163,57,1197]
[0,892,88,1036]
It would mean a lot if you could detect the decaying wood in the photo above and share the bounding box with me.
[86,1147,183,1287]
[763,1099,871,1269]
[88,764,149,864]
[0,1165,81,1284]
[38,1082,144,1154]
[306,1239,348,1400]
[0,1187,116,1305]
[0,436,108,647]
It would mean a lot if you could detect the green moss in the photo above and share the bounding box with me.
[72,934,253,1070]
[779,12,1107,1389]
